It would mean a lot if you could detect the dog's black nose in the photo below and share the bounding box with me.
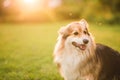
[83,39,89,44]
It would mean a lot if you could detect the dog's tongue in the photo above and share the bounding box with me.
[72,42,86,50]
[78,44,86,50]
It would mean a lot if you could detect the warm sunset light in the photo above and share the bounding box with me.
[23,0,34,4]
[23,0,37,6]
[16,0,41,13]
[18,0,45,11]
[15,0,48,21]
[21,0,40,9]
[2,0,62,22]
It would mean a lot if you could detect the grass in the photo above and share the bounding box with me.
[0,21,120,80]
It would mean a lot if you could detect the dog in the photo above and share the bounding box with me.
[54,19,120,80]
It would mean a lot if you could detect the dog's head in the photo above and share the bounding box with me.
[55,19,96,54]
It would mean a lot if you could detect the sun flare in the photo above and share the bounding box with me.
[18,0,42,12]
[23,0,36,5]
[20,0,44,10]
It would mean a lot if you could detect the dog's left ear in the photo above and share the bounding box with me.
[80,19,90,35]
[79,19,89,29]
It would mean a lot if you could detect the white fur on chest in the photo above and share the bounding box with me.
[54,49,87,80]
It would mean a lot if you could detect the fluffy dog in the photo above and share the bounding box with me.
[54,19,120,80]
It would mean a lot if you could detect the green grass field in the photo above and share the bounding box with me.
[0,21,120,80]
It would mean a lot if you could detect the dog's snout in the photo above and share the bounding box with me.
[83,39,89,44]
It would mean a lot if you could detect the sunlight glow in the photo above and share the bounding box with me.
[23,0,36,5]
[16,0,45,21]
[19,0,44,10]
[12,0,57,21]
[17,0,41,12]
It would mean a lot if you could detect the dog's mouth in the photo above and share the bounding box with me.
[72,42,87,50]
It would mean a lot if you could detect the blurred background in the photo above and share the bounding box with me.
[0,0,120,80]
[0,0,120,23]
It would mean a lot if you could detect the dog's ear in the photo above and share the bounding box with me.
[79,19,89,29]
[80,19,90,35]
[58,26,69,39]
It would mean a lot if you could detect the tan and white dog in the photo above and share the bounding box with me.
[54,19,120,80]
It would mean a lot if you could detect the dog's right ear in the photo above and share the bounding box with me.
[58,26,69,39]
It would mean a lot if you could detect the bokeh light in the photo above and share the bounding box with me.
[3,0,11,7]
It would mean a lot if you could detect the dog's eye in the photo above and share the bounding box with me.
[73,32,79,35]
[83,31,87,34]
[83,31,90,35]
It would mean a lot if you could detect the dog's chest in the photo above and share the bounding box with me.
[55,50,81,67]
[55,50,82,80]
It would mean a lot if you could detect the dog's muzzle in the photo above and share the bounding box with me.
[72,39,89,50]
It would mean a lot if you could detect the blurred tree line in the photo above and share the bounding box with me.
[0,0,120,24]
[0,0,19,22]
[54,0,120,24]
